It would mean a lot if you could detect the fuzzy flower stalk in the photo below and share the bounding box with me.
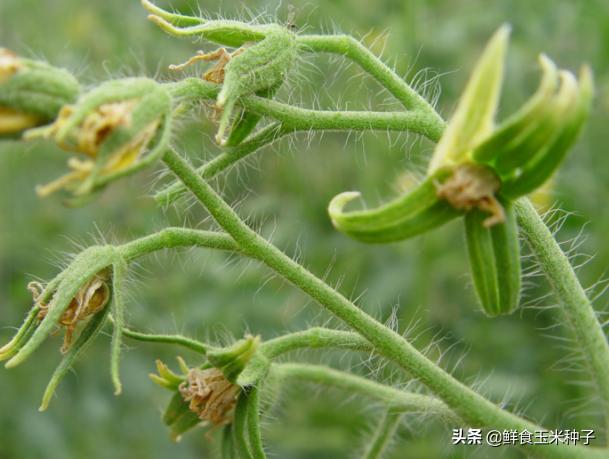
[329,26,593,316]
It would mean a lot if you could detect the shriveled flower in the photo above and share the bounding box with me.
[0,245,122,367]
[0,48,79,135]
[29,268,111,353]
[150,335,262,440]
[24,78,172,199]
[179,367,239,425]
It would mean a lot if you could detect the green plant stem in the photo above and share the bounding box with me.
[169,78,443,140]
[296,34,444,123]
[246,387,267,459]
[516,199,609,425]
[162,148,606,459]
[260,327,372,358]
[273,363,452,420]
[361,408,404,459]
[118,227,239,260]
[120,325,371,359]
[154,123,290,206]
[157,74,444,206]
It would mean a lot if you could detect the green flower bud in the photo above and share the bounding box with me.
[166,26,297,145]
[24,78,172,199]
[0,48,79,135]
[214,29,296,144]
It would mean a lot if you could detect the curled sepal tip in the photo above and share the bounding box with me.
[328,174,462,244]
[500,66,593,199]
[140,0,204,28]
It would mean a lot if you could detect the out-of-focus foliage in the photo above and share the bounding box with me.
[1,1,608,458]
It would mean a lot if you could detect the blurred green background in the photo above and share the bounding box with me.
[1,1,609,458]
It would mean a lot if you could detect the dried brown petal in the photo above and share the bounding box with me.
[35,268,112,353]
[179,367,239,426]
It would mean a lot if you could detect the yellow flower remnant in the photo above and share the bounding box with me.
[29,268,111,353]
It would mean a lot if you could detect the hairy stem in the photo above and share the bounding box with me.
[163,148,605,458]
[155,123,291,206]
[169,78,443,139]
[296,34,444,124]
[361,408,404,459]
[118,227,239,260]
[157,74,443,206]
[121,325,371,359]
[273,363,452,420]
[260,327,372,358]
[516,199,609,426]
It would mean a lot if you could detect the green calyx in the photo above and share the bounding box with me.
[23,77,173,200]
[328,25,592,317]
[207,335,262,383]
[0,244,131,409]
[0,48,80,134]
[329,24,592,244]
[214,28,296,144]
[150,356,243,441]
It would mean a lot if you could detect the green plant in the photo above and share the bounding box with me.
[1,1,608,458]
